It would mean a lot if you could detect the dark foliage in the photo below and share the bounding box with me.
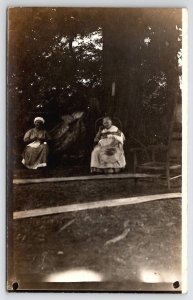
[8,8,182,157]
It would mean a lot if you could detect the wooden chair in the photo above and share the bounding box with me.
[130,127,181,190]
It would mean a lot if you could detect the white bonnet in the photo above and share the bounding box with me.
[34,117,45,124]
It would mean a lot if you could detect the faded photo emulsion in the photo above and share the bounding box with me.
[7,7,187,292]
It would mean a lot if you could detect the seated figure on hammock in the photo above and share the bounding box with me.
[91,116,126,174]
[22,117,49,169]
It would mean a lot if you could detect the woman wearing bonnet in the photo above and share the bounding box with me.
[91,116,126,174]
[22,117,49,169]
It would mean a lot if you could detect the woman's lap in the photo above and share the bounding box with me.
[91,145,126,170]
[22,144,48,169]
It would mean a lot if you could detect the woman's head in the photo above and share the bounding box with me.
[103,117,112,129]
[34,117,45,129]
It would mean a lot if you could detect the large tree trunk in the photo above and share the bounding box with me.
[102,8,182,154]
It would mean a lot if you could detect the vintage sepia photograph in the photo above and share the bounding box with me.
[7,7,186,292]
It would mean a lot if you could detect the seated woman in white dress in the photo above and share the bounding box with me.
[90,117,126,174]
[22,117,49,169]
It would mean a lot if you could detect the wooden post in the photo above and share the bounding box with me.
[133,151,137,173]
[112,81,116,97]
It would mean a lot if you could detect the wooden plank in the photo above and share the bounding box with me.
[139,165,165,171]
[139,164,181,170]
[13,192,181,220]
[13,173,160,185]
[170,175,182,180]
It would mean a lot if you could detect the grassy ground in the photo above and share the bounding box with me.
[13,178,180,212]
[10,165,182,291]
[12,198,181,291]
